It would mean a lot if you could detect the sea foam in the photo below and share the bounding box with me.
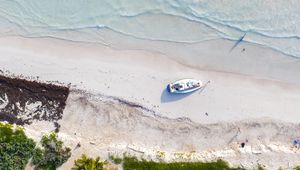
[0,0,300,58]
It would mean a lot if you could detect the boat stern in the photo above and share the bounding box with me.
[167,83,175,93]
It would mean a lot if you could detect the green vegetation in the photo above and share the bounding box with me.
[294,166,300,170]
[109,155,123,164]
[32,133,71,170]
[0,122,36,170]
[0,122,71,170]
[3,121,300,170]
[79,154,300,170]
[122,156,245,170]
[257,164,267,170]
[72,154,108,170]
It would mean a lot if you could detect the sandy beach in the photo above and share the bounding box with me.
[0,34,300,169]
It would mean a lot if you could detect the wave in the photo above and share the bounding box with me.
[0,0,300,58]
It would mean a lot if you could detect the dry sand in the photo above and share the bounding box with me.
[0,36,300,169]
[25,91,300,169]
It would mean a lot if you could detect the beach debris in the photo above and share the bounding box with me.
[198,81,211,94]
[0,75,69,127]
[293,140,300,147]
[0,94,9,109]
[205,112,208,116]
[89,141,96,145]
[227,127,241,144]
[74,142,81,150]
[203,81,211,88]
[127,144,146,153]
[54,122,61,132]
[242,139,249,148]
[251,147,263,155]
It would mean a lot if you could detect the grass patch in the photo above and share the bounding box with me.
[122,156,245,170]
[109,155,123,165]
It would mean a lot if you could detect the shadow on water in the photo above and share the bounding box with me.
[160,86,196,103]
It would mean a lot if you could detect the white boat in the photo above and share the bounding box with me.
[168,79,203,94]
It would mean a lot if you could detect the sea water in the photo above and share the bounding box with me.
[0,0,300,58]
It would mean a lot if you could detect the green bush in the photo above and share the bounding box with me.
[32,133,71,170]
[122,156,245,170]
[256,164,267,170]
[0,122,36,170]
[109,155,123,164]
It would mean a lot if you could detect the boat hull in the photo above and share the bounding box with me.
[168,79,202,94]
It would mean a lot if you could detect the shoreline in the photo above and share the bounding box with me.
[0,36,300,123]
[1,33,300,85]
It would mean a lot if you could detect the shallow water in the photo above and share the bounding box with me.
[0,0,300,58]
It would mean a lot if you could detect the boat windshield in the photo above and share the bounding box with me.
[173,84,183,90]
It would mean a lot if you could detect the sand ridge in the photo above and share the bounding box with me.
[22,90,300,170]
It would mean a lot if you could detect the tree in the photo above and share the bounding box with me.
[32,133,71,170]
[0,122,36,170]
[72,154,108,170]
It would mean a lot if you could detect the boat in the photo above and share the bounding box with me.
[168,79,203,94]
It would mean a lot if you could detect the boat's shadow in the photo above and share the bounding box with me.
[160,86,197,103]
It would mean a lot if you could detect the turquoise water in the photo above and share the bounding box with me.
[1,0,300,58]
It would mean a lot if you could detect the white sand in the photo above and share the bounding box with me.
[0,35,300,169]
[25,91,300,169]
